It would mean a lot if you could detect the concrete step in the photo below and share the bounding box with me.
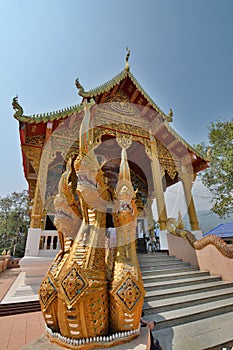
[143,275,222,291]
[138,255,178,262]
[142,270,210,283]
[143,297,233,330]
[138,255,177,263]
[138,253,169,258]
[0,300,41,316]
[140,261,193,271]
[139,258,190,268]
[152,311,233,350]
[139,257,186,264]
[143,287,233,313]
[144,280,233,301]
[141,266,197,276]
[139,252,233,348]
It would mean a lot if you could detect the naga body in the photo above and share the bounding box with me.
[167,217,233,259]
[39,147,145,349]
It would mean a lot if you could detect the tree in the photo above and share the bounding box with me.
[194,118,233,218]
[0,190,30,257]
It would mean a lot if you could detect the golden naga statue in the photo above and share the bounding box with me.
[39,145,145,349]
[167,217,233,259]
[109,147,145,334]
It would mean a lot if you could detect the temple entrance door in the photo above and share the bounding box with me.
[106,212,114,228]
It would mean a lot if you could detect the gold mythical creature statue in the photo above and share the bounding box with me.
[39,145,145,349]
[167,217,233,259]
[109,147,145,333]
[39,158,83,334]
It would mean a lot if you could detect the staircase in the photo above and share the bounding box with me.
[0,300,40,317]
[139,253,233,350]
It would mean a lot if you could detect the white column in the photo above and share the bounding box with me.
[24,228,41,256]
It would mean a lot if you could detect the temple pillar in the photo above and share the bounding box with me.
[30,183,43,229]
[22,164,44,257]
[26,143,52,256]
[15,130,58,302]
[180,168,201,234]
[146,134,168,250]
[145,198,154,234]
[147,134,168,231]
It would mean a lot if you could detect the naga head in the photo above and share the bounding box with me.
[54,158,82,239]
[114,148,137,226]
[74,150,106,211]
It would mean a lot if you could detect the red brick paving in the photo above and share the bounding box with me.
[0,311,45,350]
[0,269,45,350]
[0,268,20,301]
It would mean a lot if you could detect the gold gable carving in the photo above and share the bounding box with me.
[157,140,178,179]
[104,89,130,103]
[22,145,41,174]
[26,134,45,146]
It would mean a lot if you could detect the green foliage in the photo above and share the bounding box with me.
[0,190,30,258]
[194,119,233,218]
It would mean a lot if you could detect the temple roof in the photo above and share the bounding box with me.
[203,223,233,238]
[12,63,209,169]
[12,68,170,124]
[12,96,84,124]
[75,69,170,120]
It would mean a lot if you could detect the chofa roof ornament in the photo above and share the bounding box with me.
[75,77,85,97]
[12,95,24,119]
[125,47,130,71]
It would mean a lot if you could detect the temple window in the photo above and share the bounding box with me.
[39,236,46,250]
[46,236,51,249]
[52,236,58,249]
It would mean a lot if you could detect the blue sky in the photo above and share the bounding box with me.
[0,0,232,198]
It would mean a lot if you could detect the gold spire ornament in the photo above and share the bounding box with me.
[125,47,130,71]
[167,108,173,122]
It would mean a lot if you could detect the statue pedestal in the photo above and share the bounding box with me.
[21,329,150,350]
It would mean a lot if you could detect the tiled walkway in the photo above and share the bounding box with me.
[0,269,44,350]
[0,268,20,301]
[0,311,45,350]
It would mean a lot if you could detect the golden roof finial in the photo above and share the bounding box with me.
[167,108,173,122]
[125,47,130,71]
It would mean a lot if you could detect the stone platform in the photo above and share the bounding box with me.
[21,328,149,350]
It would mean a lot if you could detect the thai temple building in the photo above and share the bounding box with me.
[12,52,209,293]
